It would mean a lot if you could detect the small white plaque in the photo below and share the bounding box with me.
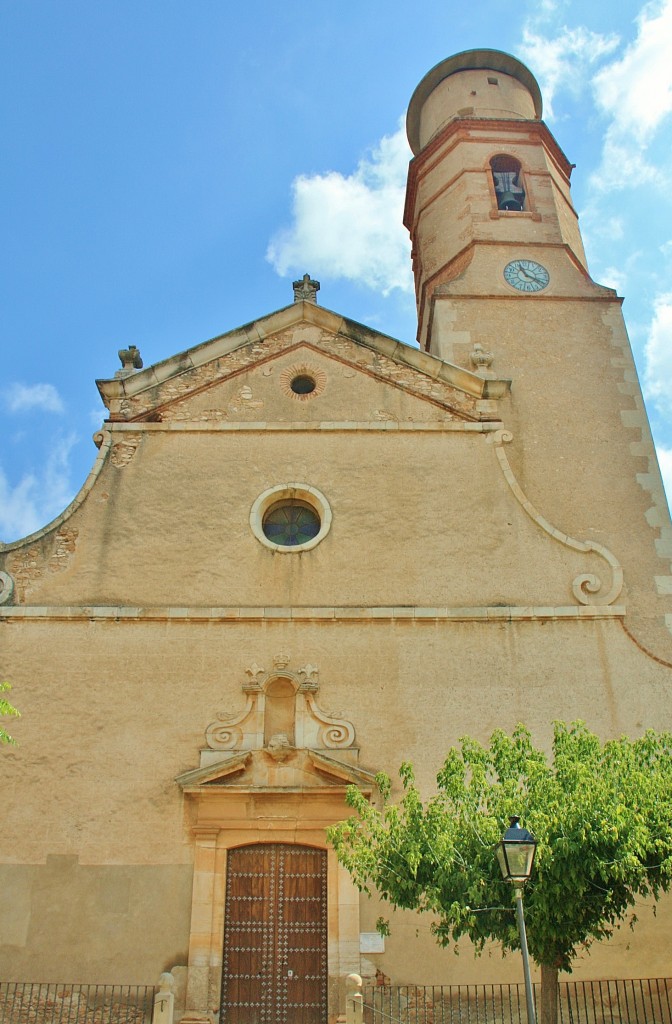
[360,932,385,953]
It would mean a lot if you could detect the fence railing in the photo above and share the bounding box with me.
[0,983,157,1024]
[362,979,672,1024]
[4,976,671,1024]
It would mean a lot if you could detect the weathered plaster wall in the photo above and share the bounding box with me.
[2,610,672,984]
[0,860,191,984]
[429,285,672,653]
[0,414,627,614]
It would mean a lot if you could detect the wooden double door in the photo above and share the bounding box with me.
[221,844,328,1024]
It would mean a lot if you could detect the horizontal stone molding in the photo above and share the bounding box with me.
[101,420,501,433]
[435,291,622,304]
[1,604,626,622]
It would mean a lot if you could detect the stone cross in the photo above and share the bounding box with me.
[293,274,320,304]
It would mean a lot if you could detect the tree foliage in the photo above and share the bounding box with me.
[0,682,20,746]
[328,722,672,974]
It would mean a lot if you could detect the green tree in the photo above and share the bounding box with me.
[0,682,20,745]
[328,723,672,1024]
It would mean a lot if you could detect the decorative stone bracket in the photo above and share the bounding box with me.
[489,429,623,606]
[0,571,15,606]
[201,654,356,763]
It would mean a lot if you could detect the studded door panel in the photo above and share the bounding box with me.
[222,844,327,1024]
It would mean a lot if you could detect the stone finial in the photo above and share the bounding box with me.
[243,663,266,691]
[115,345,143,379]
[345,974,363,1024]
[153,973,175,1024]
[293,274,320,304]
[470,342,495,379]
[297,663,319,690]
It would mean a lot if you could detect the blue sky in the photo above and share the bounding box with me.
[1,0,671,541]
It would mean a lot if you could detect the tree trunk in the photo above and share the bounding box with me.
[539,963,559,1024]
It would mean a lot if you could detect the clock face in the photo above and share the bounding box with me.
[504,259,550,292]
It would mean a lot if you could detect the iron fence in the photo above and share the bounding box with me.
[0,984,156,1024]
[363,979,672,1024]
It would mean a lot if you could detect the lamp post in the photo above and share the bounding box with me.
[497,816,537,1024]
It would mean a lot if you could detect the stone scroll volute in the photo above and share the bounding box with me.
[204,654,356,755]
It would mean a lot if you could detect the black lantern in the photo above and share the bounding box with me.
[496,816,538,1024]
[497,816,537,885]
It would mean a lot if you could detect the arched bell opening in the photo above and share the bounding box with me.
[490,154,526,211]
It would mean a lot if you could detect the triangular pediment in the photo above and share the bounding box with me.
[175,752,252,789]
[97,301,508,424]
[175,747,377,794]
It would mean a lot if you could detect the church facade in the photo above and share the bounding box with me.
[2,49,672,1024]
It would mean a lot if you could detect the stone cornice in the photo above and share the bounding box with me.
[0,605,626,622]
[97,420,503,434]
[96,300,493,411]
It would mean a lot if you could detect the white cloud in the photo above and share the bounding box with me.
[4,382,65,414]
[590,134,661,191]
[598,266,627,293]
[590,0,672,190]
[593,0,672,141]
[0,433,78,542]
[575,205,625,266]
[90,405,108,427]
[519,24,619,118]
[267,119,413,296]
[644,292,672,420]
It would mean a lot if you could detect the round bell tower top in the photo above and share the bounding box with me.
[407,49,543,155]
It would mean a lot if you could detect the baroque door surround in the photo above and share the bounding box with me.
[176,656,376,1023]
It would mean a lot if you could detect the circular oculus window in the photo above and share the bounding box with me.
[279,364,327,400]
[263,500,320,545]
[250,484,332,552]
[291,374,316,395]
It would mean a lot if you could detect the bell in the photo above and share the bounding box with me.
[498,190,524,211]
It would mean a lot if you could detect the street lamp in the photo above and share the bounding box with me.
[497,816,537,1024]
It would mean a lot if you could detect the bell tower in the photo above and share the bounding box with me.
[404,49,590,353]
[404,48,672,656]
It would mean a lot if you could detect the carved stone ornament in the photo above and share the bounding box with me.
[0,570,15,606]
[266,733,295,762]
[489,429,623,605]
[115,345,143,379]
[292,273,320,304]
[204,655,355,754]
[470,343,495,378]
